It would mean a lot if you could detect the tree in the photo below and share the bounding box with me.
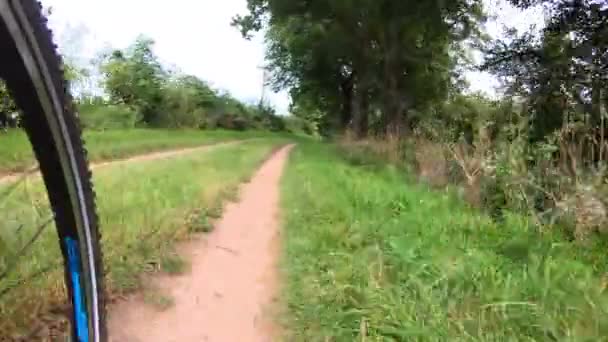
[233,0,486,138]
[482,0,608,142]
[0,81,18,129]
[161,75,218,128]
[100,36,166,125]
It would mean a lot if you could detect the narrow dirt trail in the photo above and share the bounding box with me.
[0,140,247,184]
[108,145,293,342]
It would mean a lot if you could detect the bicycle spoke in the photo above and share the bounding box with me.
[0,216,53,281]
[0,169,37,209]
[0,141,64,340]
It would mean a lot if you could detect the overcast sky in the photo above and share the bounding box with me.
[42,0,545,113]
[467,0,546,96]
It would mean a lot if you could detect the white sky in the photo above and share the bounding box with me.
[42,0,290,113]
[42,0,545,112]
[467,0,546,97]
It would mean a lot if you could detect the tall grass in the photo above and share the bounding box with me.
[281,141,608,341]
[0,138,287,337]
[0,129,273,173]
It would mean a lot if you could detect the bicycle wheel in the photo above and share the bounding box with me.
[0,1,106,341]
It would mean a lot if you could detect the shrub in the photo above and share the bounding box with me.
[480,175,507,222]
[413,139,448,187]
[78,103,140,130]
[232,116,249,131]
[261,113,286,132]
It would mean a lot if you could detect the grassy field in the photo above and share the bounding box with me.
[281,141,608,341]
[0,137,287,337]
[0,129,271,174]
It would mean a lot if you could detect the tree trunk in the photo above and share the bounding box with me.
[340,75,354,129]
[380,24,410,138]
[350,79,369,139]
[603,93,608,162]
[0,112,7,130]
[591,73,602,126]
[590,50,605,163]
[386,108,405,137]
[382,74,410,138]
[360,87,369,138]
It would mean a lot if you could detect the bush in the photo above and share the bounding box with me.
[231,116,249,131]
[78,103,140,130]
[413,139,448,187]
[480,175,507,222]
[214,113,251,131]
[263,113,286,132]
[284,116,315,135]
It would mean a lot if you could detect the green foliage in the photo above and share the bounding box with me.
[483,0,608,142]
[234,0,486,137]
[186,208,214,233]
[0,130,34,172]
[282,141,608,340]
[256,103,285,132]
[2,59,85,129]
[283,116,314,135]
[78,102,140,130]
[96,35,294,133]
[0,81,18,129]
[100,36,166,125]
[3,29,297,134]
[479,175,507,222]
[159,75,218,128]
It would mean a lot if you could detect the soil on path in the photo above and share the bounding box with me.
[0,140,247,184]
[108,145,294,342]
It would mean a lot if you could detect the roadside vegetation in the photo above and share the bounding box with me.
[234,0,608,340]
[282,142,608,340]
[1,0,606,340]
[1,23,312,173]
[0,129,275,174]
[235,0,608,245]
[0,35,312,136]
[0,138,286,337]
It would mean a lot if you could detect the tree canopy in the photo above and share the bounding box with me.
[233,0,486,137]
[482,0,608,141]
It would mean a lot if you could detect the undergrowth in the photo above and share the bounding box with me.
[281,141,608,341]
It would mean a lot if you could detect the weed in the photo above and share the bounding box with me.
[161,253,187,275]
[206,204,224,219]
[221,186,240,203]
[281,141,608,341]
[186,209,214,233]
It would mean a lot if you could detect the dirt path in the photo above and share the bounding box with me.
[0,140,247,184]
[108,145,293,342]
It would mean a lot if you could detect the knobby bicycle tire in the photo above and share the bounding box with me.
[0,0,106,341]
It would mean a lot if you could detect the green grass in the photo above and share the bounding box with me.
[0,137,287,337]
[281,141,608,341]
[0,128,273,173]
